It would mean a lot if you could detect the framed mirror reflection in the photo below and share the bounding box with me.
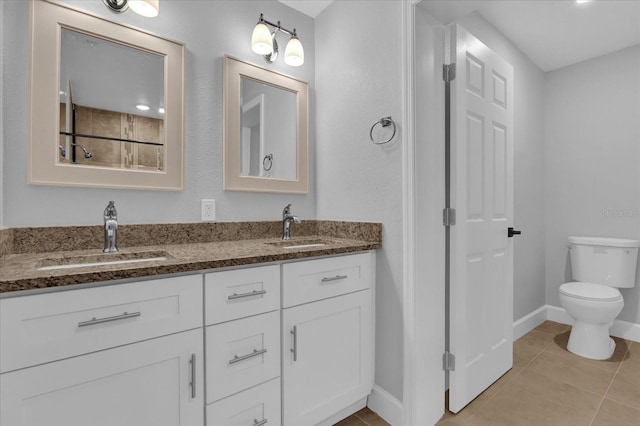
[224,56,309,193]
[29,0,184,190]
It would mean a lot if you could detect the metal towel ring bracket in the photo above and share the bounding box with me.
[369,116,397,145]
[262,153,273,171]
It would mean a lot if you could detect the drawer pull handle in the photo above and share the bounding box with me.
[321,275,348,283]
[253,419,268,426]
[190,353,196,399]
[290,326,298,362]
[77,311,141,328]
[228,348,267,365]
[228,289,267,300]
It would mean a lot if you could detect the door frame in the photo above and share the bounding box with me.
[401,1,447,425]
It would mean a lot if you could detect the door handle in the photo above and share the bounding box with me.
[77,311,141,328]
[228,348,267,365]
[321,275,348,283]
[290,326,298,362]
[228,289,267,300]
[189,353,196,399]
[508,227,522,238]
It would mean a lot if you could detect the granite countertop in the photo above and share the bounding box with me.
[0,223,381,295]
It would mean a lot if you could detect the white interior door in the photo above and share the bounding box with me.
[448,24,514,413]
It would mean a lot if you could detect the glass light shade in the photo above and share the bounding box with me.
[284,36,304,67]
[252,23,274,55]
[128,0,159,17]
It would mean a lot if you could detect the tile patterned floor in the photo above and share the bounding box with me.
[437,321,640,426]
[338,321,639,426]
[335,408,390,426]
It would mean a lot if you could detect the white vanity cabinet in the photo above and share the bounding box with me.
[281,252,375,426]
[0,275,204,426]
[0,250,376,426]
[204,265,282,426]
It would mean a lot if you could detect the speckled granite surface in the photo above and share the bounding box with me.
[0,221,382,295]
[0,228,11,258]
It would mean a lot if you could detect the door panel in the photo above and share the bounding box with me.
[449,24,514,413]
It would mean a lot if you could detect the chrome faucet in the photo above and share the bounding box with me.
[282,203,301,241]
[103,201,118,253]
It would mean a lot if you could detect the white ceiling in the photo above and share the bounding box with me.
[281,0,640,72]
[277,0,333,18]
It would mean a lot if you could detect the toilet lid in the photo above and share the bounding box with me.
[559,282,622,302]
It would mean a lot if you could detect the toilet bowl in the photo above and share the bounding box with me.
[559,282,623,359]
[558,236,639,360]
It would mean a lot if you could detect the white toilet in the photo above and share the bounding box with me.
[559,236,639,360]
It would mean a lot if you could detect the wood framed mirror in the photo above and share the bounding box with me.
[223,56,309,193]
[28,0,185,190]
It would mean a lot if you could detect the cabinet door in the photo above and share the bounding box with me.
[282,290,373,426]
[0,329,204,426]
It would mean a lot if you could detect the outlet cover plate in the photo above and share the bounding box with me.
[201,199,216,221]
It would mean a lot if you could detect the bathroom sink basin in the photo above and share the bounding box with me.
[37,251,169,271]
[267,238,330,250]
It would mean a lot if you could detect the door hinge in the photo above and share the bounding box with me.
[443,208,456,226]
[443,63,456,82]
[443,351,456,371]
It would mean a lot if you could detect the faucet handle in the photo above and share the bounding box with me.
[104,201,117,220]
[282,203,292,218]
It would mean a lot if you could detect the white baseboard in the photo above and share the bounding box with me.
[513,305,547,340]
[545,304,574,325]
[610,319,640,342]
[515,304,640,343]
[367,384,403,426]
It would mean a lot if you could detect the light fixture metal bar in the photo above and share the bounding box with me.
[258,14,297,37]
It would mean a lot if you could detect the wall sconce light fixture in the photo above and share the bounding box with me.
[251,14,304,67]
[102,0,159,17]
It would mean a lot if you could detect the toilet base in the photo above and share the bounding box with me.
[567,321,615,360]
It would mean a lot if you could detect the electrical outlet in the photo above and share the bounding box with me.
[201,199,216,221]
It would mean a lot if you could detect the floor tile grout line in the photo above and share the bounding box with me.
[353,412,370,426]
[443,324,634,426]
[540,334,629,374]
[588,367,620,425]
[588,337,634,426]
[456,341,549,425]
[537,346,623,400]
[587,395,607,426]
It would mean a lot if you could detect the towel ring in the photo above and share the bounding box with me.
[262,154,273,171]
[369,116,396,145]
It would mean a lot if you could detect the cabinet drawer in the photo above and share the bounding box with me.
[0,275,203,373]
[205,265,280,325]
[282,252,373,307]
[206,377,281,426]
[206,310,280,403]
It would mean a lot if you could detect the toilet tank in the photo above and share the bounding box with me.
[569,236,640,288]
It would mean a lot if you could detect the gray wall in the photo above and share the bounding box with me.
[1,0,315,226]
[315,1,404,401]
[0,0,5,227]
[544,45,640,324]
[455,13,547,321]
